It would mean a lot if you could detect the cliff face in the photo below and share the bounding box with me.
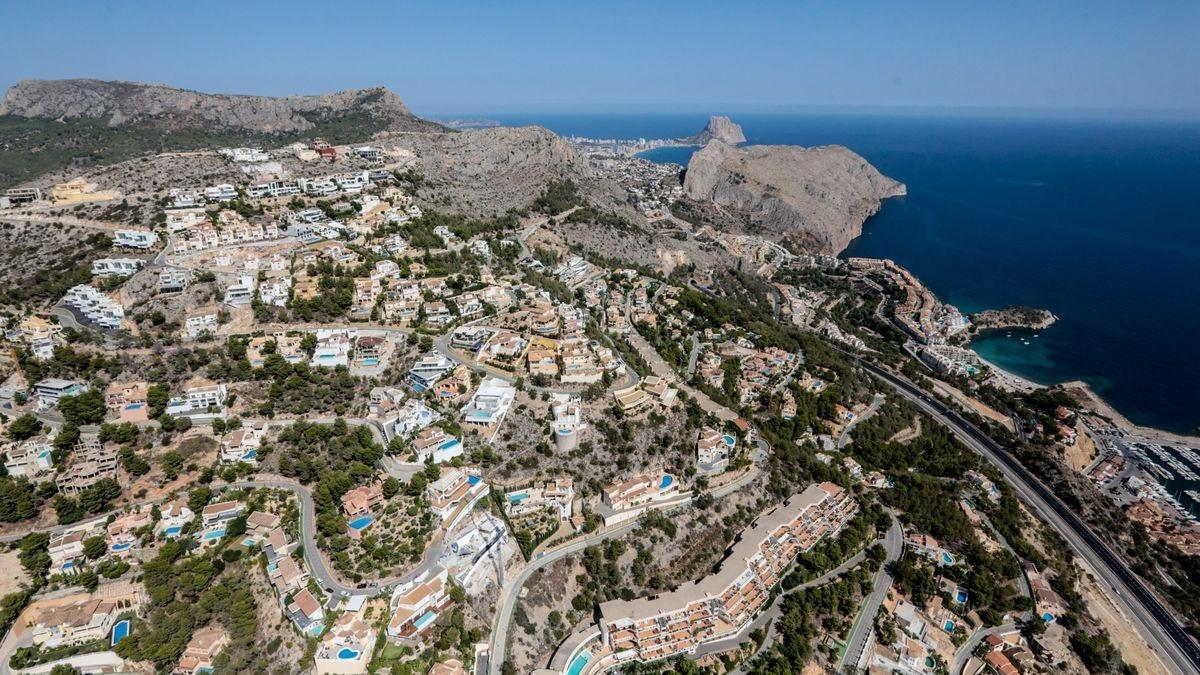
[683,115,747,145]
[0,79,439,133]
[683,141,905,254]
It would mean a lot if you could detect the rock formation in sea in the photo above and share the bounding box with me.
[682,115,747,145]
[681,141,906,254]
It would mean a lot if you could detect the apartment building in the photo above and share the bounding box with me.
[114,229,160,249]
[505,479,574,520]
[29,597,120,648]
[409,353,456,391]
[696,427,734,475]
[3,437,54,480]
[62,284,124,329]
[411,426,464,464]
[175,625,230,674]
[598,483,857,664]
[91,257,143,277]
[182,304,219,340]
[427,468,487,520]
[387,567,452,642]
[56,435,118,496]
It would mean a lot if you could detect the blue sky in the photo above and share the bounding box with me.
[1,1,1197,117]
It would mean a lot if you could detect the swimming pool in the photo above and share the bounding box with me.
[242,449,257,460]
[360,358,379,366]
[111,541,132,552]
[162,525,183,537]
[943,619,956,632]
[337,647,361,660]
[566,650,593,675]
[202,528,226,541]
[722,434,737,448]
[111,619,130,646]
[941,551,956,565]
[1042,612,1055,623]
[61,560,75,572]
[439,438,462,451]
[413,610,436,631]
[307,623,325,637]
[508,491,529,504]
[349,515,374,530]
[659,475,673,490]
[467,474,481,485]
[955,589,968,604]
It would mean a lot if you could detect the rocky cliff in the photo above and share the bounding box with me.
[0,79,440,133]
[682,141,905,254]
[683,115,746,145]
[402,125,621,216]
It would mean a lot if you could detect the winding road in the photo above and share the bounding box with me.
[848,354,1200,675]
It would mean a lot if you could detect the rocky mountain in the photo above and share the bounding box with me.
[0,79,440,133]
[682,115,746,145]
[405,125,621,216]
[682,141,905,254]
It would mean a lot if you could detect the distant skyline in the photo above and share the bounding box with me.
[1,1,1198,118]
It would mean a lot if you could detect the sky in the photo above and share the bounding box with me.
[1,0,1198,117]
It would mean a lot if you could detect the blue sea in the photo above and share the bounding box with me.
[475,112,1200,434]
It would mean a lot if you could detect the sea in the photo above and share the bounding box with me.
[466,111,1200,435]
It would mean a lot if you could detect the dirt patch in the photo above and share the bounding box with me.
[1063,421,1098,473]
[0,550,30,597]
[1077,567,1170,675]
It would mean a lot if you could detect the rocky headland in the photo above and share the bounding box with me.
[682,115,746,145]
[969,306,1058,332]
[681,140,906,254]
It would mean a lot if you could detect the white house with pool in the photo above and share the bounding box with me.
[315,609,376,674]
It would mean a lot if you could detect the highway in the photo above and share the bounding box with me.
[849,355,1200,675]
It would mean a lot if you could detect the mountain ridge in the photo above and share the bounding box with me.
[0,78,440,134]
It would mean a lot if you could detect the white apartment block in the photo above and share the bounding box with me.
[91,258,143,277]
[598,483,857,664]
[61,285,124,329]
[114,229,159,249]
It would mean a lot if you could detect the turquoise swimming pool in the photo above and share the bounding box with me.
[414,610,436,631]
[722,434,736,448]
[659,475,673,490]
[566,649,593,675]
[162,525,183,537]
[360,357,379,366]
[202,528,226,541]
[955,589,968,603]
[110,541,132,552]
[349,515,374,530]
[111,619,130,646]
[508,491,529,504]
[439,438,461,451]
[943,619,955,632]
[467,474,481,485]
[941,551,956,565]
[337,647,361,660]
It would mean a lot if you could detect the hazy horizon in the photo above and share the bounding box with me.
[2,1,1198,118]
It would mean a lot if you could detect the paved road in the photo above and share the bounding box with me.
[951,622,1016,674]
[849,355,1200,675]
[837,515,905,673]
[837,393,885,450]
[226,479,381,597]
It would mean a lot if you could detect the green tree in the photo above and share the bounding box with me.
[5,414,43,441]
[57,389,107,425]
[83,535,107,559]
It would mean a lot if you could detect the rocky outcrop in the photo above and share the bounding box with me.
[682,141,905,254]
[0,79,439,133]
[969,307,1058,332]
[683,115,746,145]
[401,126,617,216]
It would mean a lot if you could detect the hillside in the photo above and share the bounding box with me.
[0,79,443,188]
